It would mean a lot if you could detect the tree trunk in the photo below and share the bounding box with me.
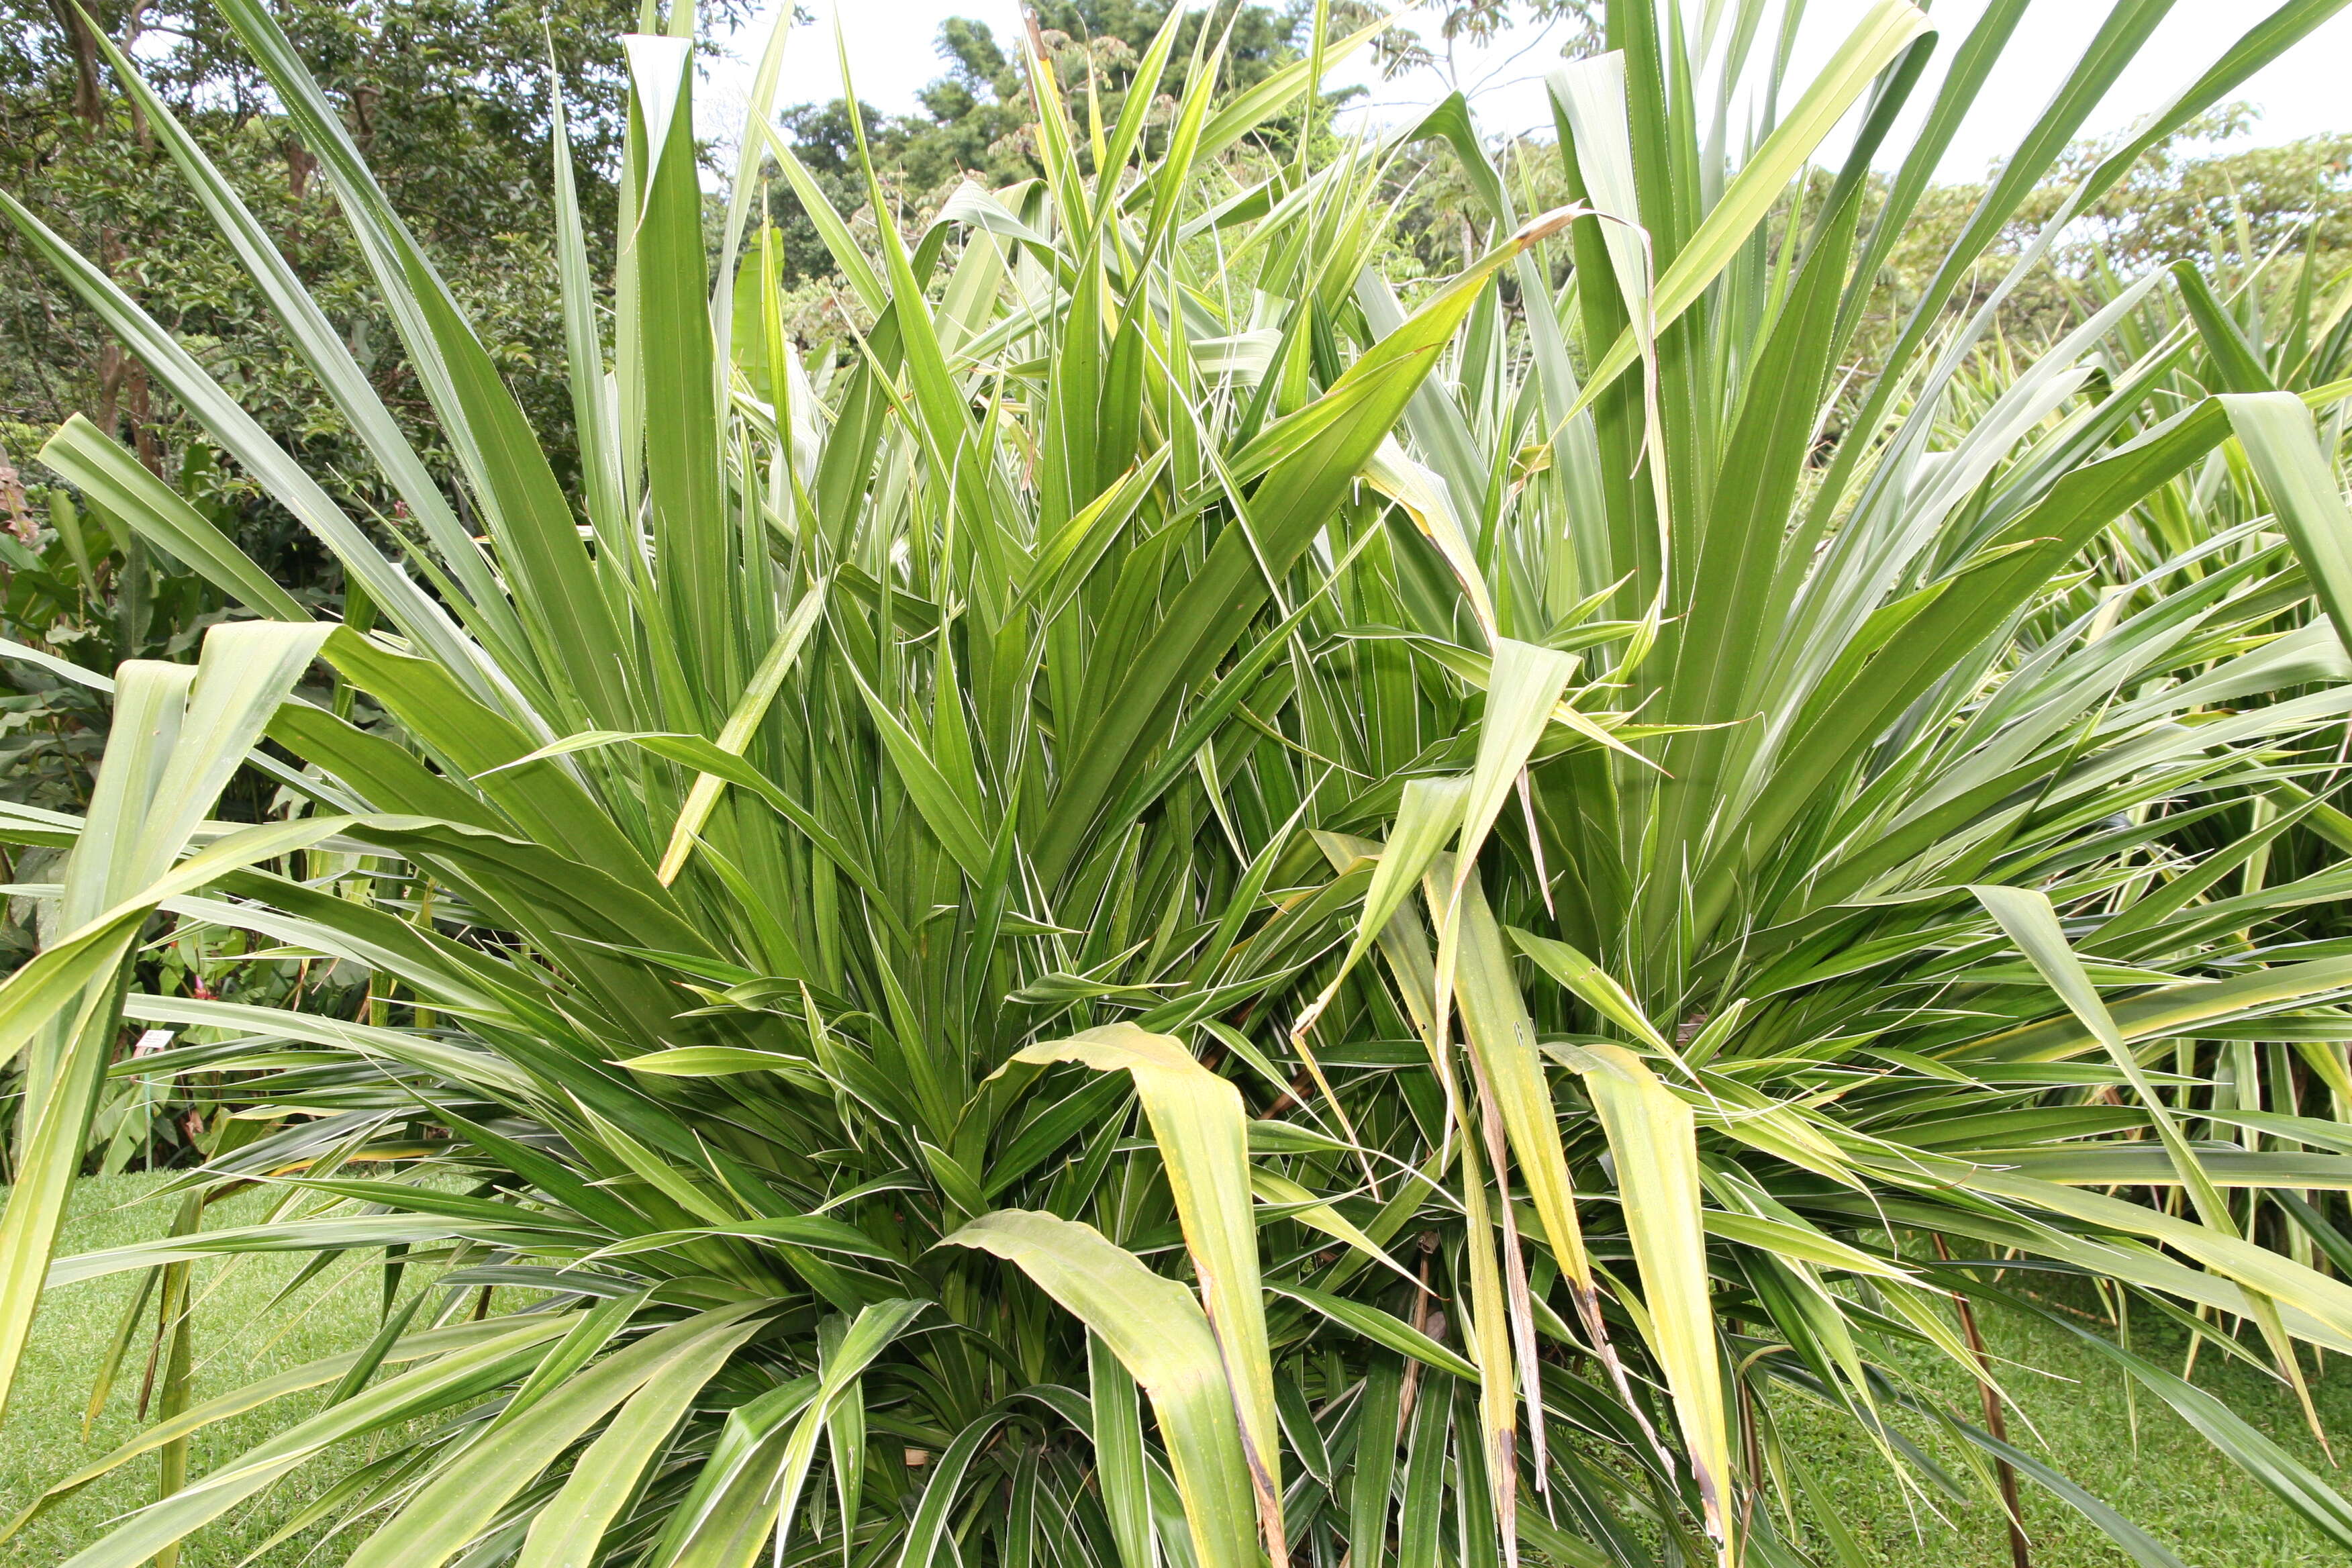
[46,0,107,125]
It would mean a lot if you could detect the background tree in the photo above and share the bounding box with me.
[761,0,1322,295]
[0,0,744,1168]
[1881,106,2352,352]
[0,0,753,815]
[1,0,752,506]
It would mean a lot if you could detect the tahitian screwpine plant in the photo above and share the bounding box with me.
[9,0,2352,1563]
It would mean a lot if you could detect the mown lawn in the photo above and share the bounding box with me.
[4,1171,2351,1565]
[1767,1275,2352,1567]
[0,1170,450,1565]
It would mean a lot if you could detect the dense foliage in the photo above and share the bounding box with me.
[0,0,747,837]
[5,3,2352,1568]
[0,0,760,475]
[0,0,747,1116]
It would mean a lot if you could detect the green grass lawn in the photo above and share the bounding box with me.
[0,1169,452,1565]
[4,1173,2351,1565]
[1765,1279,2352,1567]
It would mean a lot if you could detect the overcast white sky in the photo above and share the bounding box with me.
[702,0,2352,182]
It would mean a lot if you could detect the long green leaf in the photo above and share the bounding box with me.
[942,1211,1257,1568]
